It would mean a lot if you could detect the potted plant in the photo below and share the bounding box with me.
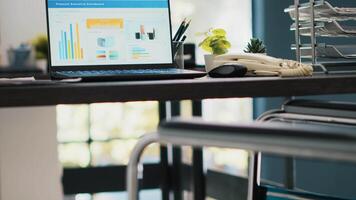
[198,28,231,71]
[244,38,266,54]
[32,35,48,72]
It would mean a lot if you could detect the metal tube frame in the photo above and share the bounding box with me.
[127,121,356,200]
[127,133,160,200]
[127,134,257,200]
[257,112,296,190]
[248,152,260,200]
[293,0,329,73]
[294,0,301,62]
[310,0,317,65]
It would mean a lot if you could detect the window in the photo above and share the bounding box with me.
[58,102,161,200]
[203,98,252,176]
[58,99,253,199]
[57,100,253,171]
[57,102,160,169]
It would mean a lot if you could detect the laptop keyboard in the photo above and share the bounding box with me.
[56,68,183,77]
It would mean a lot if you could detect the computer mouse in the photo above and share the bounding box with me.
[208,64,247,78]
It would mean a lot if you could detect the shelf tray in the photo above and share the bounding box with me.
[285,1,356,22]
[293,44,356,59]
[291,21,356,37]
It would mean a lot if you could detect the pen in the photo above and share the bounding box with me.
[180,35,187,43]
[173,19,186,41]
[177,20,191,42]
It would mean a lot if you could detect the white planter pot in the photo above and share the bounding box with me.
[204,54,219,73]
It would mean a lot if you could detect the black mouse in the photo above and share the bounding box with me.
[208,64,247,78]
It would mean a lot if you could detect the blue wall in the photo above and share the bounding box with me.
[252,0,356,198]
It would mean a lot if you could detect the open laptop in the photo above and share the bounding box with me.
[45,0,206,81]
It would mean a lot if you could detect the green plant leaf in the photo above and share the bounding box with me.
[212,29,226,36]
[199,37,213,53]
[221,40,231,48]
[198,28,231,55]
[210,40,230,55]
[212,47,228,55]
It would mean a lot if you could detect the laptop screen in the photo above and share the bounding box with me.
[47,0,173,67]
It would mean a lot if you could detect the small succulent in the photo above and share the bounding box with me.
[244,38,266,54]
[198,28,231,55]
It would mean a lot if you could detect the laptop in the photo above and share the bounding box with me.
[45,0,206,81]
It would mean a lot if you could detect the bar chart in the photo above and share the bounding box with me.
[135,25,156,40]
[58,23,84,60]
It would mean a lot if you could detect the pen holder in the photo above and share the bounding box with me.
[173,41,184,69]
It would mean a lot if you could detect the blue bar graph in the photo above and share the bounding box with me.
[60,31,65,59]
[64,31,68,59]
[59,41,62,60]
[58,23,84,60]
[70,24,74,59]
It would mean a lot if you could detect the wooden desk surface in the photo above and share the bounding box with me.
[1,74,356,107]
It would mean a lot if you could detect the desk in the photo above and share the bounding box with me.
[2,74,356,107]
[3,74,356,200]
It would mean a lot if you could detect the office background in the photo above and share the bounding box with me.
[1,0,356,199]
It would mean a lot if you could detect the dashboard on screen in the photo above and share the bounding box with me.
[47,0,173,66]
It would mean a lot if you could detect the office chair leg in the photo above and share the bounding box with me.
[248,152,261,200]
[248,152,255,200]
[127,133,159,200]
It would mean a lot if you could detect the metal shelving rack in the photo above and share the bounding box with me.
[292,0,317,64]
[286,0,356,73]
